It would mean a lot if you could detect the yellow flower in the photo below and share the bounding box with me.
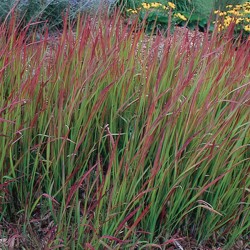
[224,20,231,27]
[214,10,220,14]
[243,2,250,7]
[162,6,169,10]
[226,4,233,8]
[233,11,243,16]
[142,2,151,9]
[225,15,232,20]
[168,1,176,9]
[244,24,250,32]
[127,8,138,14]
[218,24,225,32]
[219,11,226,16]
[227,10,237,14]
[150,2,162,8]
[131,10,138,14]
[175,13,187,21]
[235,18,243,24]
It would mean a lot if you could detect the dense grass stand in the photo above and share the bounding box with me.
[0,1,249,249]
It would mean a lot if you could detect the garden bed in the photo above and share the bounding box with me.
[0,4,249,250]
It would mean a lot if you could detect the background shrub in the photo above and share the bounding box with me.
[214,0,247,11]
[1,0,248,27]
[0,0,118,29]
[119,0,249,20]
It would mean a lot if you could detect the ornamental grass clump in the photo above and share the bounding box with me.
[0,9,250,249]
[214,1,250,41]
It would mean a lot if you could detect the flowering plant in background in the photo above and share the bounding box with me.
[213,2,250,41]
[126,1,187,33]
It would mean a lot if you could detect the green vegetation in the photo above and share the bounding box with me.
[126,2,188,33]
[214,0,247,11]
[214,2,250,41]
[0,0,70,28]
[0,1,249,249]
[0,0,112,30]
[123,1,250,36]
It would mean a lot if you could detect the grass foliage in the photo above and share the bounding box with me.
[0,8,250,249]
[0,0,117,30]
